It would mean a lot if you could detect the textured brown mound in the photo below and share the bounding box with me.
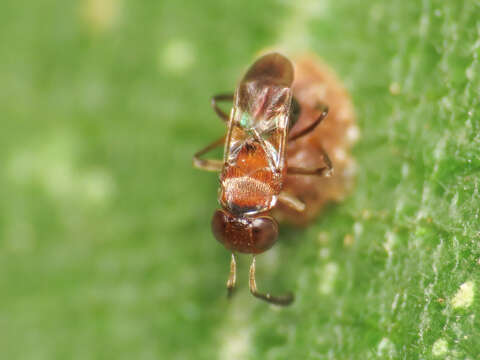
[274,54,358,225]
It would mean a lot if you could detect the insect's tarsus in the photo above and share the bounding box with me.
[249,256,294,306]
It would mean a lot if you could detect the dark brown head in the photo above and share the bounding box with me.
[211,209,278,254]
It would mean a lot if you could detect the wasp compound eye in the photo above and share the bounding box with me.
[251,216,278,253]
[211,209,230,247]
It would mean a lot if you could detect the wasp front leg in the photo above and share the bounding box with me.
[211,93,234,122]
[193,93,233,171]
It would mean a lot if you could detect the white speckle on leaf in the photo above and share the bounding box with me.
[377,337,396,358]
[389,82,401,95]
[318,262,338,295]
[449,192,459,219]
[466,64,475,80]
[343,234,354,247]
[218,303,251,360]
[369,4,384,22]
[82,0,121,32]
[7,135,115,206]
[419,14,429,36]
[361,209,371,220]
[433,136,446,161]
[219,327,250,360]
[395,198,404,215]
[317,232,329,244]
[416,209,427,221]
[401,162,409,178]
[353,222,363,237]
[391,293,400,311]
[82,170,115,204]
[416,183,433,221]
[161,40,195,73]
[452,236,460,271]
[440,96,453,111]
[451,281,474,309]
[319,247,330,259]
[432,338,448,356]
[43,161,76,198]
[383,231,396,258]
[7,138,76,198]
[401,291,408,309]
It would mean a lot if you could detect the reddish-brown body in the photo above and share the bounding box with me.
[193,52,356,305]
[211,54,294,256]
[220,142,282,215]
[219,55,292,218]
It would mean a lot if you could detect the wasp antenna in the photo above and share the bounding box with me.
[248,256,294,306]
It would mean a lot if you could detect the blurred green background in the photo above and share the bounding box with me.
[1,0,479,359]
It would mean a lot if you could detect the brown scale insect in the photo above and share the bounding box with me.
[193,52,356,306]
[274,54,357,225]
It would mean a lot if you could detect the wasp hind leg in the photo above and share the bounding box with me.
[249,256,294,306]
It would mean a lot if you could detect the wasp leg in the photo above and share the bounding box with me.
[289,104,328,141]
[278,192,306,212]
[288,145,333,177]
[287,164,333,177]
[193,136,225,172]
[227,253,237,299]
[249,256,294,306]
[212,93,234,122]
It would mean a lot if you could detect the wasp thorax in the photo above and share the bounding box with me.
[211,209,278,254]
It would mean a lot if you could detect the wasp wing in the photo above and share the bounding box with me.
[220,53,294,215]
